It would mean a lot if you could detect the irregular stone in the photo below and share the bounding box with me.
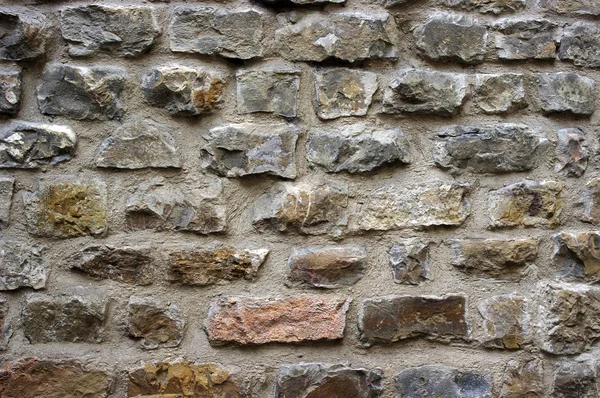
[206,295,351,345]
[493,19,559,60]
[126,178,226,235]
[474,74,526,114]
[559,23,600,68]
[0,121,77,169]
[415,14,487,64]
[500,357,544,398]
[538,73,595,116]
[395,365,492,398]
[275,13,397,62]
[169,6,265,59]
[382,70,468,117]
[0,69,21,114]
[389,238,430,285]
[201,123,299,179]
[582,178,600,225]
[0,9,49,61]
[128,296,184,349]
[0,177,13,228]
[237,69,300,118]
[168,245,269,286]
[314,68,378,119]
[128,361,243,397]
[479,294,528,349]
[552,231,600,283]
[253,180,348,236]
[0,358,112,398]
[274,363,382,398]
[67,245,153,285]
[555,128,587,177]
[359,181,470,231]
[552,362,598,398]
[37,64,126,121]
[261,0,344,4]
[23,293,107,343]
[287,245,366,288]
[359,295,469,345]
[488,180,563,228]
[438,0,525,13]
[141,66,226,116]
[306,125,411,173]
[23,178,108,238]
[541,0,600,16]
[0,240,47,290]
[0,299,10,349]
[60,5,160,57]
[381,0,418,7]
[451,238,538,280]
[433,124,548,174]
[94,121,181,169]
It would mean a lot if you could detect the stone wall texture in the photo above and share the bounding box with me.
[1,0,600,396]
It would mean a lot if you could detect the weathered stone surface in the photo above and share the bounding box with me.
[0,69,21,114]
[0,240,47,290]
[206,295,351,345]
[438,0,525,13]
[306,125,411,173]
[559,23,600,68]
[287,245,366,288]
[128,296,184,349]
[538,73,595,116]
[0,358,112,398]
[60,5,160,57]
[275,13,397,62]
[128,361,243,397]
[552,362,598,398]
[37,64,126,121]
[169,6,264,59]
[433,124,548,174]
[415,14,487,64]
[141,66,226,116]
[390,238,430,285]
[274,363,383,398]
[23,293,107,343]
[479,294,528,349]
[474,74,526,114]
[552,231,600,283]
[488,180,563,228]
[582,178,600,225]
[201,123,299,179]
[262,0,344,4]
[95,121,181,169]
[67,245,153,285]
[493,19,559,60]
[0,177,13,228]
[541,0,600,16]
[555,128,587,177]
[359,295,469,345]
[451,238,538,280]
[382,70,467,117]
[0,121,77,169]
[0,9,49,61]
[23,178,108,238]
[314,68,378,119]
[253,180,348,236]
[126,178,226,235]
[168,245,269,286]
[395,365,491,398]
[237,69,300,118]
[359,181,470,231]
[500,357,544,398]
[0,299,10,349]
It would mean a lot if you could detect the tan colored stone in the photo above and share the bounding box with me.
[128,296,185,349]
[479,294,528,349]
[500,357,544,398]
[552,231,600,282]
[581,178,600,225]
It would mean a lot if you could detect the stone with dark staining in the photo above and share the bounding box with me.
[275,13,397,63]
[552,231,600,283]
[382,70,468,117]
[488,180,563,228]
[541,0,600,16]
[552,362,598,398]
[206,295,351,345]
[582,178,600,225]
[415,14,487,64]
[0,9,49,61]
[500,357,544,398]
[433,124,548,174]
[438,0,525,13]
[306,125,411,173]
[0,121,77,169]
[555,128,587,177]
[479,294,528,349]
[493,19,560,60]
[359,295,469,345]
[0,299,10,349]
[237,69,300,118]
[37,64,126,121]
[169,6,265,60]
[287,245,366,288]
[0,177,13,228]
[390,239,430,285]
[395,365,492,398]
[274,363,383,398]
[60,5,160,57]
[201,123,299,179]
[314,68,378,119]
[559,23,600,69]
[538,73,595,116]
[0,69,21,114]
[474,74,526,114]
[0,240,47,290]
[128,296,185,349]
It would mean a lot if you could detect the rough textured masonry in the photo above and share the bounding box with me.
[1,0,600,397]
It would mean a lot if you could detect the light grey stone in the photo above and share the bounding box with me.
[541,0,600,16]
[0,240,47,290]
[395,366,492,398]
[438,0,525,13]
[0,298,10,349]
[493,19,560,60]
[559,23,600,68]
[0,178,13,228]
[390,238,430,285]
[555,128,587,177]
[474,74,526,114]
[0,9,49,61]
[314,68,378,119]
[236,69,300,118]
[0,69,21,115]
[538,73,595,116]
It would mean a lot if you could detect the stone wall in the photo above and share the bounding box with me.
[0,0,599,396]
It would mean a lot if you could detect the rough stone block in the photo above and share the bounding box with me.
[314,68,378,119]
[128,296,185,349]
[0,299,10,349]
[439,0,525,13]
[395,365,492,398]
[582,178,600,225]
[552,231,600,283]
[552,362,598,398]
[493,19,559,60]
[479,294,528,349]
[500,357,544,398]
[0,69,21,114]
[236,69,300,118]
[0,240,47,290]
[474,74,526,114]
[0,177,14,228]
[555,128,587,177]
[538,73,595,116]
[541,0,600,16]
[390,238,431,285]
[261,0,344,4]
[559,22,600,68]
[0,9,49,61]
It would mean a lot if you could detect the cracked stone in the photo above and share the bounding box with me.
[493,19,560,60]
[0,9,49,61]
[0,240,47,290]
[552,231,600,283]
[314,68,378,119]
[128,296,185,349]
[474,74,526,114]
[479,294,528,349]
[0,69,21,114]
[438,0,525,13]
[236,69,300,118]
[555,128,587,177]
[541,0,600,16]
[390,238,431,285]
[538,72,595,116]
[559,23,600,68]
[395,365,492,398]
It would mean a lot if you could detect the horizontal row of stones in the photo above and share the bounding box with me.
[2,6,600,66]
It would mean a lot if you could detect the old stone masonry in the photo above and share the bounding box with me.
[2,0,600,396]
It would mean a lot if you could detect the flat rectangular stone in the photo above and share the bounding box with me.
[559,23,600,68]
[538,73,595,115]
[493,19,559,60]
[314,68,378,119]
[479,294,529,349]
[237,69,300,117]
[396,365,491,398]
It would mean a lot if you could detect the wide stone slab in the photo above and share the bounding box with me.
[0,240,47,290]
[128,296,184,349]
[314,68,378,119]
[0,9,49,61]
[438,0,525,13]
[551,362,598,397]
[0,69,21,114]
[541,0,600,16]
[395,365,492,398]
[236,69,300,118]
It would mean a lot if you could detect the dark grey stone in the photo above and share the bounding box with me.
[559,23,600,68]
[314,68,378,119]
[390,238,430,285]
[493,19,560,60]
[0,69,21,115]
[555,128,587,177]
[0,9,49,61]
[538,73,595,116]
[236,69,300,118]
[474,74,526,114]
[395,365,492,398]
[552,362,597,398]
[0,240,47,291]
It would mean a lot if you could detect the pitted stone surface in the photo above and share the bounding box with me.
[0,177,13,228]
[479,294,528,349]
[474,74,526,114]
[236,69,300,118]
[493,19,559,60]
[555,128,587,177]
[0,69,21,114]
[0,240,47,290]
[0,9,49,61]
[438,0,525,13]
[395,365,492,398]
[314,68,378,119]
[128,296,185,349]
[559,23,600,68]
[389,238,431,285]
[538,73,595,116]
